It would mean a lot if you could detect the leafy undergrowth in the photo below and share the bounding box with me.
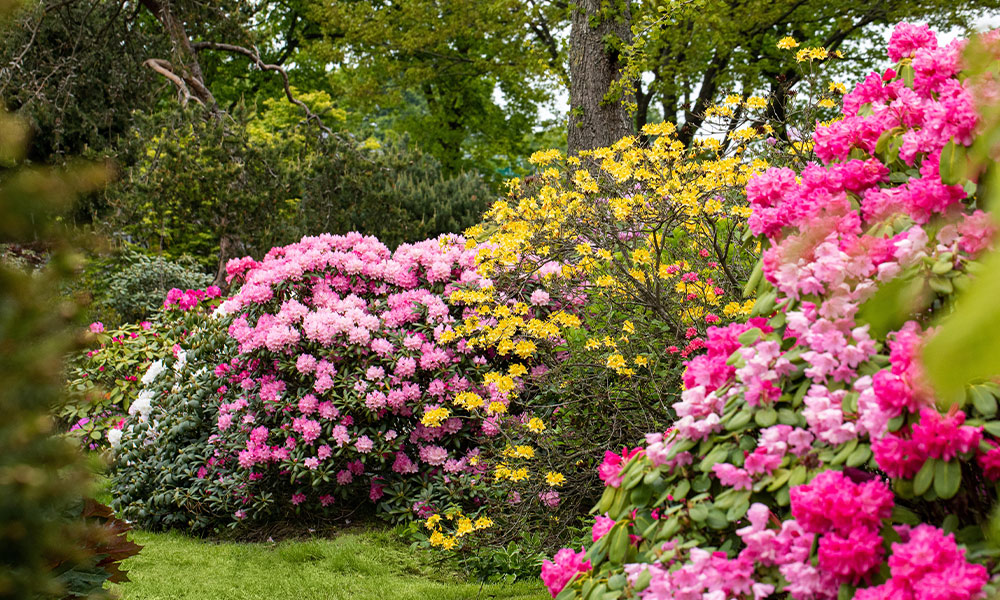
[108,529,548,600]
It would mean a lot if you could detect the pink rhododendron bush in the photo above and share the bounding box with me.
[112,232,505,529]
[541,24,1000,600]
[214,233,493,521]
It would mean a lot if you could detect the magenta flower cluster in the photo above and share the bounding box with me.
[541,548,591,597]
[163,285,222,311]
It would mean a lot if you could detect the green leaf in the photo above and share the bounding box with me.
[831,439,859,466]
[727,498,750,521]
[846,444,872,468]
[688,504,709,522]
[971,385,998,418]
[778,408,800,425]
[596,484,617,514]
[934,459,962,500]
[737,327,763,346]
[942,514,960,534]
[913,458,935,496]
[750,290,777,317]
[891,505,921,525]
[607,574,626,591]
[634,567,652,592]
[630,484,653,507]
[699,444,732,472]
[742,261,763,299]
[788,465,807,488]
[754,408,777,428]
[939,139,968,186]
[608,525,630,563]
[923,241,1000,405]
[986,421,1000,437]
[706,508,728,530]
[673,479,691,500]
[766,468,792,492]
[726,409,752,431]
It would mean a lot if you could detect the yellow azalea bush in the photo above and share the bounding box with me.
[459,119,766,399]
[425,120,774,569]
[416,48,848,576]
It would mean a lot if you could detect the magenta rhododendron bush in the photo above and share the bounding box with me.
[542,24,1000,600]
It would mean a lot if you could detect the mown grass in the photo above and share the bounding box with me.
[110,529,549,600]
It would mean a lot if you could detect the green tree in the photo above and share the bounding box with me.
[302,0,567,176]
[623,0,1000,144]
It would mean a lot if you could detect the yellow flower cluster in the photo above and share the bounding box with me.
[420,407,450,428]
[457,122,764,387]
[453,391,484,409]
[545,471,566,487]
[795,47,829,63]
[777,36,799,50]
[502,445,536,459]
[425,510,494,549]
[828,81,847,94]
[494,463,530,482]
[439,123,769,515]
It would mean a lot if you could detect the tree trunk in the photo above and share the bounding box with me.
[567,0,633,154]
[213,226,235,290]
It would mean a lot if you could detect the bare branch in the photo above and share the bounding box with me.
[191,41,333,135]
[142,58,202,107]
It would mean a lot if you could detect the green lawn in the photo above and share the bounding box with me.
[110,529,549,600]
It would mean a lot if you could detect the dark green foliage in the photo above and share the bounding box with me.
[0,96,140,596]
[0,0,163,163]
[103,107,493,281]
[299,136,494,249]
[83,245,212,324]
[110,307,234,532]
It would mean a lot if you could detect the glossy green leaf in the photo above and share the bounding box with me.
[934,459,962,500]
[914,458,935,496]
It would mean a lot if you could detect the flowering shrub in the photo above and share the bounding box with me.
[542,24,1000,600]
[435,57,854,568]
[113,232,518,529]
[62,286,222,447]
[110,298,236,530]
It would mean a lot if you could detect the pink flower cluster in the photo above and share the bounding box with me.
[869,325,983,478]
[541,548,591,597]
[545,23,996,600]
[790,471,892,585]
[712,425,813,491]
[204,233,496,514]
[163,286,222,311]
[855,525,988,600]
[625,544,771,600]
[598,446,643,487]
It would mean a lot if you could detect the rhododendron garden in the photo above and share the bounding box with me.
[8,0,1000,596]
[540,24,1000,600]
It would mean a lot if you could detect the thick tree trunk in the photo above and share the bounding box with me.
[567,0,633,154]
